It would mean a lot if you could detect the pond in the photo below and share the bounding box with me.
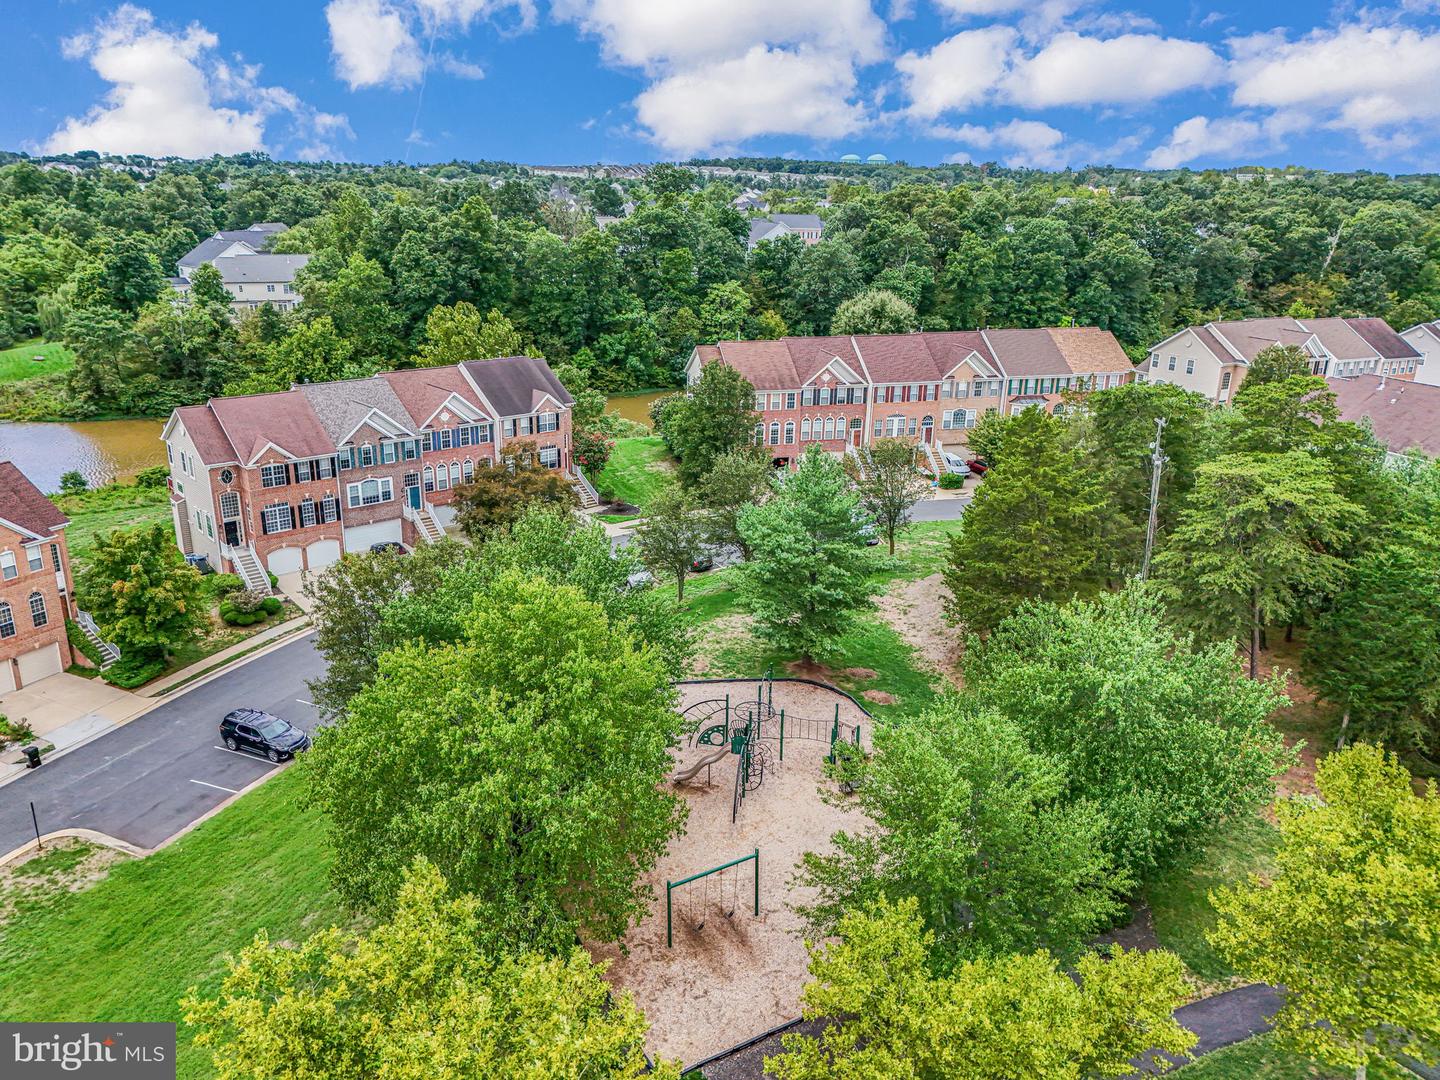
[603,390,673,428]
[0,418,167,494]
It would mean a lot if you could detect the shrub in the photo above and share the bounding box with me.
[938,472,965,489]
[133,465,169,488]
[208,573,245,598]
[230,588,268,615]
[260,596,283,616]
[59,470,88,496]
[102,653,167,689]
[267,571,279,589]
[219,604,265,627]
[0,714,34,745]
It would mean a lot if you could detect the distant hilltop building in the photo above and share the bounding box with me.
[170,223,310,315]
[867,153,888,164]
[746,214,824,251]
[840,154,862,163]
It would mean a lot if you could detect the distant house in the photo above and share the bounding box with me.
[686,327,1133,470]
[0,461,80,693]
[1400,321,1440,388]
[1142,316,1420,403]
[1328,374,1440,464]
[746,213,824,251]
[171,223,308,314]
[161,357,580,589]
[733,190,766,212]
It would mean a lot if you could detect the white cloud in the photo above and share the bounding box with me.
[1006,33,1223,107]
[634,45,868,156]
[1228,24,1440,150]
[896,27,1019,117]
[945,118,1069,168]
[1144,114,1266,167]
[45,5,347,159]
[326,0,425,88]
[325,0,531,89]
[930,0,1030,16]
[899,29,1222,118]
[552,0,886,70]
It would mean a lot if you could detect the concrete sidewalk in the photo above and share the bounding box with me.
[137,614,310,698]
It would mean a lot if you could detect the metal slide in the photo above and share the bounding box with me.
[671,744,733,783]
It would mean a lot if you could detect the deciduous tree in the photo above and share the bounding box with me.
[844,437,929,555]
[633,483,707,601]
[305,574,687,947]
[77,523,204,663]
[696,446,775,559]
[184,858,675,1080]
[414,300,526,368]
[767,897,1195,1080]
[452,440,576,539]
[658,361,760,486]
[1210,745,1440,1080]
[737,447,875,665]
[830,288,917,336]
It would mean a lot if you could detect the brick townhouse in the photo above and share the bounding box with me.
[161,356,576,592]
[0,461,79,693]
[686,327,1135,469]
[1142,316,1421,403]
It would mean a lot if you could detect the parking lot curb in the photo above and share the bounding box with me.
[0,828,148,868]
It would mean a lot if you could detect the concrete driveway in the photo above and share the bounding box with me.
[0,673,137,749]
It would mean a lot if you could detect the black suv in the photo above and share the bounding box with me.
[220,709,311,762]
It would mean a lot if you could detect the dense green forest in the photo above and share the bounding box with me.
[1,153,1438,419]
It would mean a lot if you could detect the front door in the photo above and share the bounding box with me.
[922,425,933,445]
[407,484,422,510]
[223,519,241,547]
[851,426,862,447]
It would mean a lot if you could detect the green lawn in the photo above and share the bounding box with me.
[592,436,675,510]
[0,768,347,1080]
[1173,1034,1408,1079]
[1146,812,1280,984]
[0,339,73,385]
[54,483,172,574]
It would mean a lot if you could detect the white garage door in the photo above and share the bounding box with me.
[266,547,304,575]
[0,660,15,695]
[16,642,62,688]
[344,520,403,551]
[306,539,342,570]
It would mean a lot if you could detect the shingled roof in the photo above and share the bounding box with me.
[460,356,575,417]
[1329,374,1440,457]
[0,461,69,539]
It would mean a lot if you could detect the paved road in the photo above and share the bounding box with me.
[0,634,324,854]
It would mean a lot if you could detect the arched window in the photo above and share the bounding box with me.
[423,465,435,493]
[0,601,13,639]
[462,458,474,482]
[449,461,461,487]
[921,415,933,430]
[824,416,836,440]
[436,463,449,490]
[769,421,780,445]
[754,422,764,445]
[801,417,811,441]
[1053,402,1066,415]
[28,592,46,628]
[784,421,795,444]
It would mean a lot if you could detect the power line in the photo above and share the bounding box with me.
[1139,416,1166,581]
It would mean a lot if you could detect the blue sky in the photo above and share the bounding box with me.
[5,0,1439,172]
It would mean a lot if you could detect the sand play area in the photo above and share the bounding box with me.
[587,678,874,1069]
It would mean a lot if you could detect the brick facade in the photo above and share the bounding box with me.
[0,463,77,692]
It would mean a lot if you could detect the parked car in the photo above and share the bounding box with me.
[940,452,972,476]
[690,553,715,573]
[853,513,882,546]
[625,569,655,591]
[369,541,406,554]
[965,459,989,475]
[220,709,311,762]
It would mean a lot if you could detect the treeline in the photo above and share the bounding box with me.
[1,156,1438,420]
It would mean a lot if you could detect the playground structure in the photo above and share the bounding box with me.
[588,677,873,1069]
[674,670,863,824]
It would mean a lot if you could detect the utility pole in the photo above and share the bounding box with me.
[1139,417,1166,581]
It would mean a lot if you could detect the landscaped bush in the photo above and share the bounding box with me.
[219,587,275,626]
[938,472,966,489]
[0,714,35,746]
[260,597,283,616]
[207,573,245,598]
[229,589,268,614]
[267,571,279,589]
[101,654,167,689]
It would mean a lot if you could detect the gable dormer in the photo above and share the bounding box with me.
[804,354,864,387]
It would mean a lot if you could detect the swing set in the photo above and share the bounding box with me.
[665,848,760,948]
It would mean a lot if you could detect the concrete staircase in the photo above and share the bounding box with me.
[75,610,120,670]
[231,545,271,594]
[572,469,600,510]
[412,507,444,543]
[920,439,944,478]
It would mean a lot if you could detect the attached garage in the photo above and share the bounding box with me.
[266,547,304,575]
[305,539,342,571]
[16,642,62,688]
[343,520,403,552]
[0,660,15,695]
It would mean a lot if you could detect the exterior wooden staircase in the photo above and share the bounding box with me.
[231,545,271,594]
[572,469,600,510]
[75,610,120,670]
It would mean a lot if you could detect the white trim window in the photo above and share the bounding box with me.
[538,446,560,469]
[0,551,16,581]
[260,463,288,488]
[347,478,394,507]
[299,499,318,527]
[0,601,12,639]
[28,591,46,628]
[537,412,559,433]
[801,417,811,441]
[321,497,340,524]
[784,420,795,444]
[261,502,295,534]
[462,458,474,483]
[26,546,43,572]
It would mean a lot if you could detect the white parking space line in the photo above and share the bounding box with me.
[213,744,270,761]
[296,699,316,707]
[188,778,239,794]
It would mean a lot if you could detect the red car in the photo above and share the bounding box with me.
[965,459,989,475]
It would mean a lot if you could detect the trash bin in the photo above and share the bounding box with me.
[22,746,41,769]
